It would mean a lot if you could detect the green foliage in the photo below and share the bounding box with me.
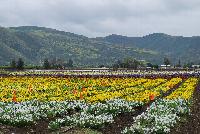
[176,59,181,67]
[164,57,170,66]
[66,59,73,68]
[152,64,159,69]
[16,58,24,70]
[43,59,51,69]
[113,58,142,69]
[10,59,16,69]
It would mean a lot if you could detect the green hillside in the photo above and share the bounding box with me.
[0,26,199,67]
[97,33,200,65]
[0,26,159,67]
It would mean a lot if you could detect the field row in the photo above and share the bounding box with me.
[0,77,183,103]
[0,76,198,133]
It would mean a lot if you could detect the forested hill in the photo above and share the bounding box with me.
[96,33,200,65]
[0,26,199,67]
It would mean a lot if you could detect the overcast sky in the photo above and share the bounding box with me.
[0,0,200,37]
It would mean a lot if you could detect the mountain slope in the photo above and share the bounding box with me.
[0,26,200,67]
[0,26,158,67]
[97,33,200,65]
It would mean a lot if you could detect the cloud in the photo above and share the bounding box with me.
[0,0,200,37]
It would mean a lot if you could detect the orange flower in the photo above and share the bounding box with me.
[80,92,83,100]
[12,90,17,103]
[82,87,86,92]
[28,85,32,92]
[149,94,155,101]
[73,89,77,95]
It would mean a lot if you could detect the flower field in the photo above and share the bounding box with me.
[0,75,199,134]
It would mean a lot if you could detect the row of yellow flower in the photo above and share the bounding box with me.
[165,77,198,100]
[0,76,198,103]
[86,78,167,103]
[124,77,182,103]
[0,77,147,102]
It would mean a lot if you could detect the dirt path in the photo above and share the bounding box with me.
[99,108,142,134]
[170,79,200,134]
[0,120,51,134]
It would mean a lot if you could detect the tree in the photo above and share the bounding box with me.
[153,64,159,69]
[16,58,24,70]
[176,59,181,67]
[164,57,170,66]
[132,59,140,69]
[116,58,140,69]
[183,62,193,68]
[146,62,153,68]
[10,59,16,69]
[43,59,51,69]
[56,58,64,69]
[112,58,141,70]
[67,59,73,68]
[50,57,57,69]
[99,65,105,68]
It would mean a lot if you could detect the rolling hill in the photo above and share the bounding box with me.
[0,26,199,67]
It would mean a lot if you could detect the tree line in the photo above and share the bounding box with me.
[112,58,144,70]
[2,57,197,70]
[8,58,74,70]
[112,57,195,70]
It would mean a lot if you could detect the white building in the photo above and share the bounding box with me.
[160,65,171,69]
[192,65,200,68]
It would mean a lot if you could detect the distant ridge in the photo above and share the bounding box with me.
[0,26,200,66]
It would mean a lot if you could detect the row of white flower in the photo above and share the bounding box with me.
[5,70,200,76]
[122,98,191,134]
[0,99,141,128]
[48,99,142,130]
[0,98,190,132]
